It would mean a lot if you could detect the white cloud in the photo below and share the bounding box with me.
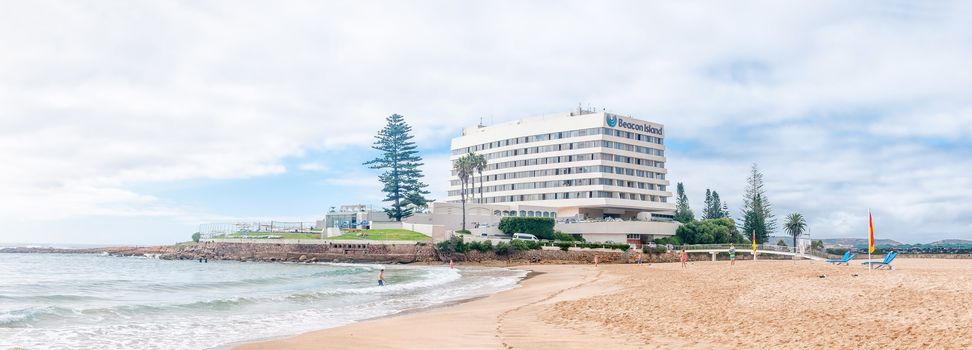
[297,162,328,172]
[0,1,970,243]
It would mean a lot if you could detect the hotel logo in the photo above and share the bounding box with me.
[606,115,663,135]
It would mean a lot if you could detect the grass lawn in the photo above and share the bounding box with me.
[331,229,431,241]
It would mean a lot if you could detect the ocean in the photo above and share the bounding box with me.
[0,252,526,349]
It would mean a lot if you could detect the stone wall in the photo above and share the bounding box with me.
[157,241,437,263]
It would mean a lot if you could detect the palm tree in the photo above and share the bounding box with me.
[783,212,807,250]
[453,155,473,231]
[473,153,487,204]
[466,153,476,208]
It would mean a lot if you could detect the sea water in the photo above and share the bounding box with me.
[0,252,526,349]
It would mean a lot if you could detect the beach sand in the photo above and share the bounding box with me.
[237,259,972,350]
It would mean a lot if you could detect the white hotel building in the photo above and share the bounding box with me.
[442,109,679,245]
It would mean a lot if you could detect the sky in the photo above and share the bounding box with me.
[1,1,970,245]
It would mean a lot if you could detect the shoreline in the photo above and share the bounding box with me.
[235,259,972,350]
[234,264,622,350]
[217,267,540,350]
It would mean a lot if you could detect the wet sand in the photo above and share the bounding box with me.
[237,259,972,350]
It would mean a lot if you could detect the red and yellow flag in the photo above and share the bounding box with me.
[752,230,757,253]
[868,210,875,254]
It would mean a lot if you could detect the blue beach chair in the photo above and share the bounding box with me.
[862,251,898,270]
[826,251,856,265]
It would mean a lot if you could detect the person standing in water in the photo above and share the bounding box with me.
[378,268,385,286]
[449,259,454,269]
[680,247,688,268]
[729,244,736,266]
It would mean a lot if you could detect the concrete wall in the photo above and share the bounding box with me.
[325,228,342,238]
[369,221,444,241]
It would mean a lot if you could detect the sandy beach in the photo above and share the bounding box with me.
[237,259,972,350]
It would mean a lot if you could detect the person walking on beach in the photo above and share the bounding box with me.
[680,247,687,268]
[378,268,385,286]
[594,255,599,267]
[729,244,736,266]
[636,252,643,265]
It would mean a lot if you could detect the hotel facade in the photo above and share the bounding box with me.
[443,109,679,245]
[323,109,680,246]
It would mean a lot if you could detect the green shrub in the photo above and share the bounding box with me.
[510,239,530,251]
[469,240,492,252]
[494,241,511,255]
[455,229,471,234]
[676,218,738,245]
[436,236,469,254]
[191,232,201,243]
[498,217,555,240]
[653,236,682,246]
[526,240,542,250]
[552,231,577,242]
[556,242,574,251]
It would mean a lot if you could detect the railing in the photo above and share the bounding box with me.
[679,244,835,260]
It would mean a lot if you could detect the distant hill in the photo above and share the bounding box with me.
[819,238,903,247]
[927,239,972,245]
[767,236,801,245]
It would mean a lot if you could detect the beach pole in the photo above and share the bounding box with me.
[867,209,874,271]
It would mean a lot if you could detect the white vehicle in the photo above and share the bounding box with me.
[512,233,539,241]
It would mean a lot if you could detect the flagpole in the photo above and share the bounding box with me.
[752,230,757,261]
[868,209,872,271]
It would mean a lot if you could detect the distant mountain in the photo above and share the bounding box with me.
[767,236,800,245]
[927,239,972,245]
[819,238,903,247]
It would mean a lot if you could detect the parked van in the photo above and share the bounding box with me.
[512,233,538,241]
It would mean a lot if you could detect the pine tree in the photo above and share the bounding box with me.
[711,191,723,219]
[702,189,725,219]
[740,163,776,243]
[721,201,730,218]
[363,114,431,221]
[674,182,695,223]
